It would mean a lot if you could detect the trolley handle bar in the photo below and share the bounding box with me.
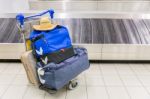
[16,9,55,27]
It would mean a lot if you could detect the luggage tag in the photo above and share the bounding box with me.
[37,63,46,84]
[37,68,45,84]
[38,68,45,76]
[25,39,32,51]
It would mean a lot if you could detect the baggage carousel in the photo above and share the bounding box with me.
[1,12,150,60]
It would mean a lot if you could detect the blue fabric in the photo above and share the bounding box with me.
[37,48,90,90]
[30,25,72,57]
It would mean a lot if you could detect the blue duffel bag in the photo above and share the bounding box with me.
[30,25,72,57]
[36,48,90,90]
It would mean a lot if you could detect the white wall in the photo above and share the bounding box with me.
[0,0,29,13]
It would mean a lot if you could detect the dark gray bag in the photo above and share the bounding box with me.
[37,48,90,90]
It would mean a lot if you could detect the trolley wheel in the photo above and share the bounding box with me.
[39,85,57,94]
[67,80,78,90]
[46,89,57,94]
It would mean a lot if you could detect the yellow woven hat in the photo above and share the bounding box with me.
[33,17,57,31]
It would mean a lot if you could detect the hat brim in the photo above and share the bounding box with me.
[33,24,57,31]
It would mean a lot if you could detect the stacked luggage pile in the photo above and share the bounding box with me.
[16,9,90,93]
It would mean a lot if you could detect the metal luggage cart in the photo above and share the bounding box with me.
[16,9,79,93]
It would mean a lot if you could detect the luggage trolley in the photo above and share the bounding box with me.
[16,9,79,93]
[16,9,55,51]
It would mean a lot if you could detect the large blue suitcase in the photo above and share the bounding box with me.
[36,48,90,90]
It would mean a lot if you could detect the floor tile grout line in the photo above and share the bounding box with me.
[43,92,46,99]
[98,63,110,99]
[0,85,10,99]
[21,85,30,99]
[65,86,67,99]
[84,72,89,99]
[129,64,150,96]
[11,63,30,84]
[0,73,19,99]
[143,64,150,73]
[7,69,22,86]
[0,63,10,74]
[114,63,132,99]
[44,88,52,99]
[0,63,22,75]
[0,63,25,99]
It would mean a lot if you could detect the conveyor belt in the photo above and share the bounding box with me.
[1,18,150,44]
[0,18,21,43]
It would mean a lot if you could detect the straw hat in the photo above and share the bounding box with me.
[33,17,57,31]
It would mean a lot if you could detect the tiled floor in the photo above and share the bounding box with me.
[1,63,150,99]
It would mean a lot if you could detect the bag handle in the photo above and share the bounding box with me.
[16,9,55,28]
